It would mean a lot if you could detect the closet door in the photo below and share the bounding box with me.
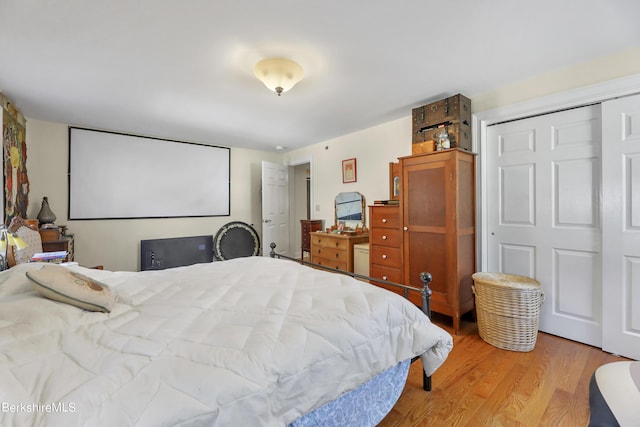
[602,94,640,360]
[486,105,602,346]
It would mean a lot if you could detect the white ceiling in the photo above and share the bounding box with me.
[1,0,639,152]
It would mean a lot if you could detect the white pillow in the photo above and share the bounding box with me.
[26,264,115,312]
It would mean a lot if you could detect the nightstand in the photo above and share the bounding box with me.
[41,236,75,262]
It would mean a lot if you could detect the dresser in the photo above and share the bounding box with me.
[300,219,323,259]
[368,205,420,303]
[310,232,369,273]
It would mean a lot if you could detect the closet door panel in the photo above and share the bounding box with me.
[602,94,640,360]
[487,105,602,347]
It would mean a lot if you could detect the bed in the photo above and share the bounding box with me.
[0,256,452,426]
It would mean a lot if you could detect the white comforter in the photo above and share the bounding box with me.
[0,257,452,426]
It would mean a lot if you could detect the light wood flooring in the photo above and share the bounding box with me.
[378,314,628,427]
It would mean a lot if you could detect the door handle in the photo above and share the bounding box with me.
[263,219,272,223]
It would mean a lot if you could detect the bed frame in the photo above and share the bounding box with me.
[268,242,433,391]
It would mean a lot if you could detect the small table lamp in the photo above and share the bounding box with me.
[0,225,28,270]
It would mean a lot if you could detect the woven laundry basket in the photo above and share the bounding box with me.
[471,272,544,352]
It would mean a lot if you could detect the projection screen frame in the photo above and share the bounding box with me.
[68,127,231,220]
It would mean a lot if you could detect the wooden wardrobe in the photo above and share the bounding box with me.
[399,149,476,334]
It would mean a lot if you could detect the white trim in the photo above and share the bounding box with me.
[286,155,315,220]
[284,155,314,258]
[474,72,640,271]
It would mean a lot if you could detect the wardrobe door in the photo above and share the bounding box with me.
[403,156,449,307]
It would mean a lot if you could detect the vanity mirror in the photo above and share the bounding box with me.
[335,192,365,225]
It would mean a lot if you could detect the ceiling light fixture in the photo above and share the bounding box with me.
[254,58,304,96]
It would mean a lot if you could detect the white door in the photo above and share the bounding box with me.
[486,105,603,346]
[602,94,640,360]
[261,161,290,257]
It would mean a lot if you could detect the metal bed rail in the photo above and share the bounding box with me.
[269,242,433,391]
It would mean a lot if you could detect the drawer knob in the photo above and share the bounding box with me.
[403,226,408,231]
[335,253,339,258]
[382,218,387,223]
[382,235,387,240]
[382,254,387,259]
[382,276,388,280]
[335,242,339,247]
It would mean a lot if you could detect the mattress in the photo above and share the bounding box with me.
[0,257,452,426]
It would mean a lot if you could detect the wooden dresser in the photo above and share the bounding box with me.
[368,205,421,303]
[310,232,369,273]
[300,219,323,259]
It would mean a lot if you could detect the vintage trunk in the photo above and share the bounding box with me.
[412,94,472,152]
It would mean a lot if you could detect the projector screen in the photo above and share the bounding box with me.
[68,127,230,219]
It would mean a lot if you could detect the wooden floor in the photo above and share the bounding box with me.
[378,314,628,427]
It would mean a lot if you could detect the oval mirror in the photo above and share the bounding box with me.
[335,192,365,224]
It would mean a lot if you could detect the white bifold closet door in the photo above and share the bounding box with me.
[486,94,640,360]
[487,104,603,348]
[602,94,640,360]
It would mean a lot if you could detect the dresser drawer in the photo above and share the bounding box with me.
[311,234,349,250]
[369,206,400,229]
[312,246,348,261]
[314,257,348,272]
[370,245,401,268]
[370,228,402,247]
[370,264,403,283]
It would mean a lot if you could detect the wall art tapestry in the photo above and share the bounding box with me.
[2,95,29,224]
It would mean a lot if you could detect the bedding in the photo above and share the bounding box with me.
[0,257,452,426]
[589,361,640,427]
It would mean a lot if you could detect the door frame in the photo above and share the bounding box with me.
[473,73,640,272]
[286,155,314,257]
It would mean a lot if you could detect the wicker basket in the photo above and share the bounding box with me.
[471,272,544,352]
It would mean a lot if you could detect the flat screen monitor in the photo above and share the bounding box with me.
[140,235,213,271]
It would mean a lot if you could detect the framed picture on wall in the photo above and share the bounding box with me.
[342,158,357,183]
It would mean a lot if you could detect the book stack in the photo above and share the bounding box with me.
[373,200,400,205]
[31,251,68,263]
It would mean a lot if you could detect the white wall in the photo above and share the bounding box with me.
[22,47,640,271]
[26,118,282,271]
[284,116,413,230]
[284,46,640,231]
[472,46,640,112]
